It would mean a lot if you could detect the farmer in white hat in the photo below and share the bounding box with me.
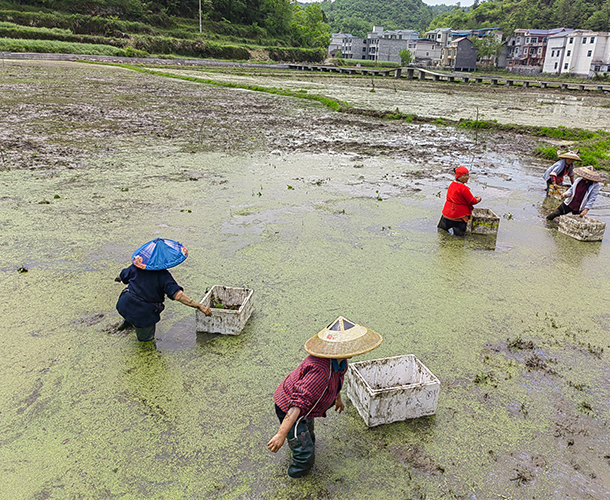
[547,166,603,220]
[543,151,581,192]
[267,317,382,478]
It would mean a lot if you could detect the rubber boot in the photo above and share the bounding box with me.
[546,208,561,221]
[117,320,133,331]
[287,418,315,478]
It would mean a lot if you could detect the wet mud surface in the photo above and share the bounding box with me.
[1,60,610,500]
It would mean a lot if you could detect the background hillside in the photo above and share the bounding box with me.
[2,0,610,62]
[0,0,332,61]
[428,0,610,34]
[319,0,434,38]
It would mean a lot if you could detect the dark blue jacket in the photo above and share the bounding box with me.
[116,265,183,327]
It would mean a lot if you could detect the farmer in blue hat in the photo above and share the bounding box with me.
[115,238,211,342]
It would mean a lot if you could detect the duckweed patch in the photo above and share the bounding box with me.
[1,59,610,500]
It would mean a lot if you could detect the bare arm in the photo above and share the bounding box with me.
[334,392,345,413]
[267,407,301,452]
[174,290,212,315]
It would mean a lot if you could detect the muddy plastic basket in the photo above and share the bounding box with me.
[467,208,500,235]
[196,285,253,335]
[547,184,568,200]
[346,355,440,427]
[557,215,606,242]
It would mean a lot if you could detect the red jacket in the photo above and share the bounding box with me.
[442,181,479,220]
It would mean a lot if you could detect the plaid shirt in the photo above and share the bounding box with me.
[274,355,347,418]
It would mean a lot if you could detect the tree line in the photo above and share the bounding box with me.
[319,0,434,38]
[4,0,331,48]
[428,0,610,35]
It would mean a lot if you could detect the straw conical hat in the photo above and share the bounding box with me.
[574,165,602,183]
[558,151,581,161]
[304,316,383,359]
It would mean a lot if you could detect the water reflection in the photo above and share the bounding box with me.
[549,227,602,265]
[437,228,498,252]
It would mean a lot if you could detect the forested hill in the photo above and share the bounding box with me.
[319,0,434,38]
[428,0,610,34]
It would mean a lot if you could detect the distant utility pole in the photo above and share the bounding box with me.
[199,0,202,34]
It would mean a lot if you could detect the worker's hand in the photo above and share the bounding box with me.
[267,434,285,453]
[198,304,212,316]
[334,394,345,414]
[579,209,589,217]
[475,196,482,203]
[561,192,569,198]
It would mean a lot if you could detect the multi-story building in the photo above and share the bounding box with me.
[426,27,502,47]
[425,27,453,47]
[361,26,441,64]
[543,31,610,76]
[381,29,420,41]
[329,26,448,65]
[442,37,478,71]
[329,33,364,59]
[506,28,573,73]
[426,27,503,68]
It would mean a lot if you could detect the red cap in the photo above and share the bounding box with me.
[455,166,469,179]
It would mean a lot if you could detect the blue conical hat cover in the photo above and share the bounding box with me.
[131,238,188,271]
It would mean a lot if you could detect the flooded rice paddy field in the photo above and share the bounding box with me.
[1,59,610,499]
[155,65,610,132]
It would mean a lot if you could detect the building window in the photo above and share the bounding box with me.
[567,50,571,56]
[588,50,592,57]
[564,63,568,69]
[569,37,574,44]
[554,62,558,69]
[595,66,601,71]
[531,37,537,43]
[538,48,542,54]
[551,50,555,57]
[591,37,595,43]
[583,37,587,43]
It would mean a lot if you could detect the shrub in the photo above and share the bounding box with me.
[534,146,558,160]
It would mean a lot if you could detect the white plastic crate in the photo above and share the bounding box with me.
[557,214,606,242]
[467,208,500,235]
[346,355,440,427]
[196,285,253,335]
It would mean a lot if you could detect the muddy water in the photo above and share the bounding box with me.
[1,60,610,499]
[155,67,610,132]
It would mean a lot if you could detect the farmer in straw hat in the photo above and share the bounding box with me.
[437,166,482,237]
[543,151,581,192]
[115,238,211,342]
[546,166,603,221]
[267,317,382,478]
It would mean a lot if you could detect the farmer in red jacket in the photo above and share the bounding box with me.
[437,166,482,236]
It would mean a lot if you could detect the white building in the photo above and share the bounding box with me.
[425,28,453,47]
[543,31,610,76]
[557,31,610,76]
